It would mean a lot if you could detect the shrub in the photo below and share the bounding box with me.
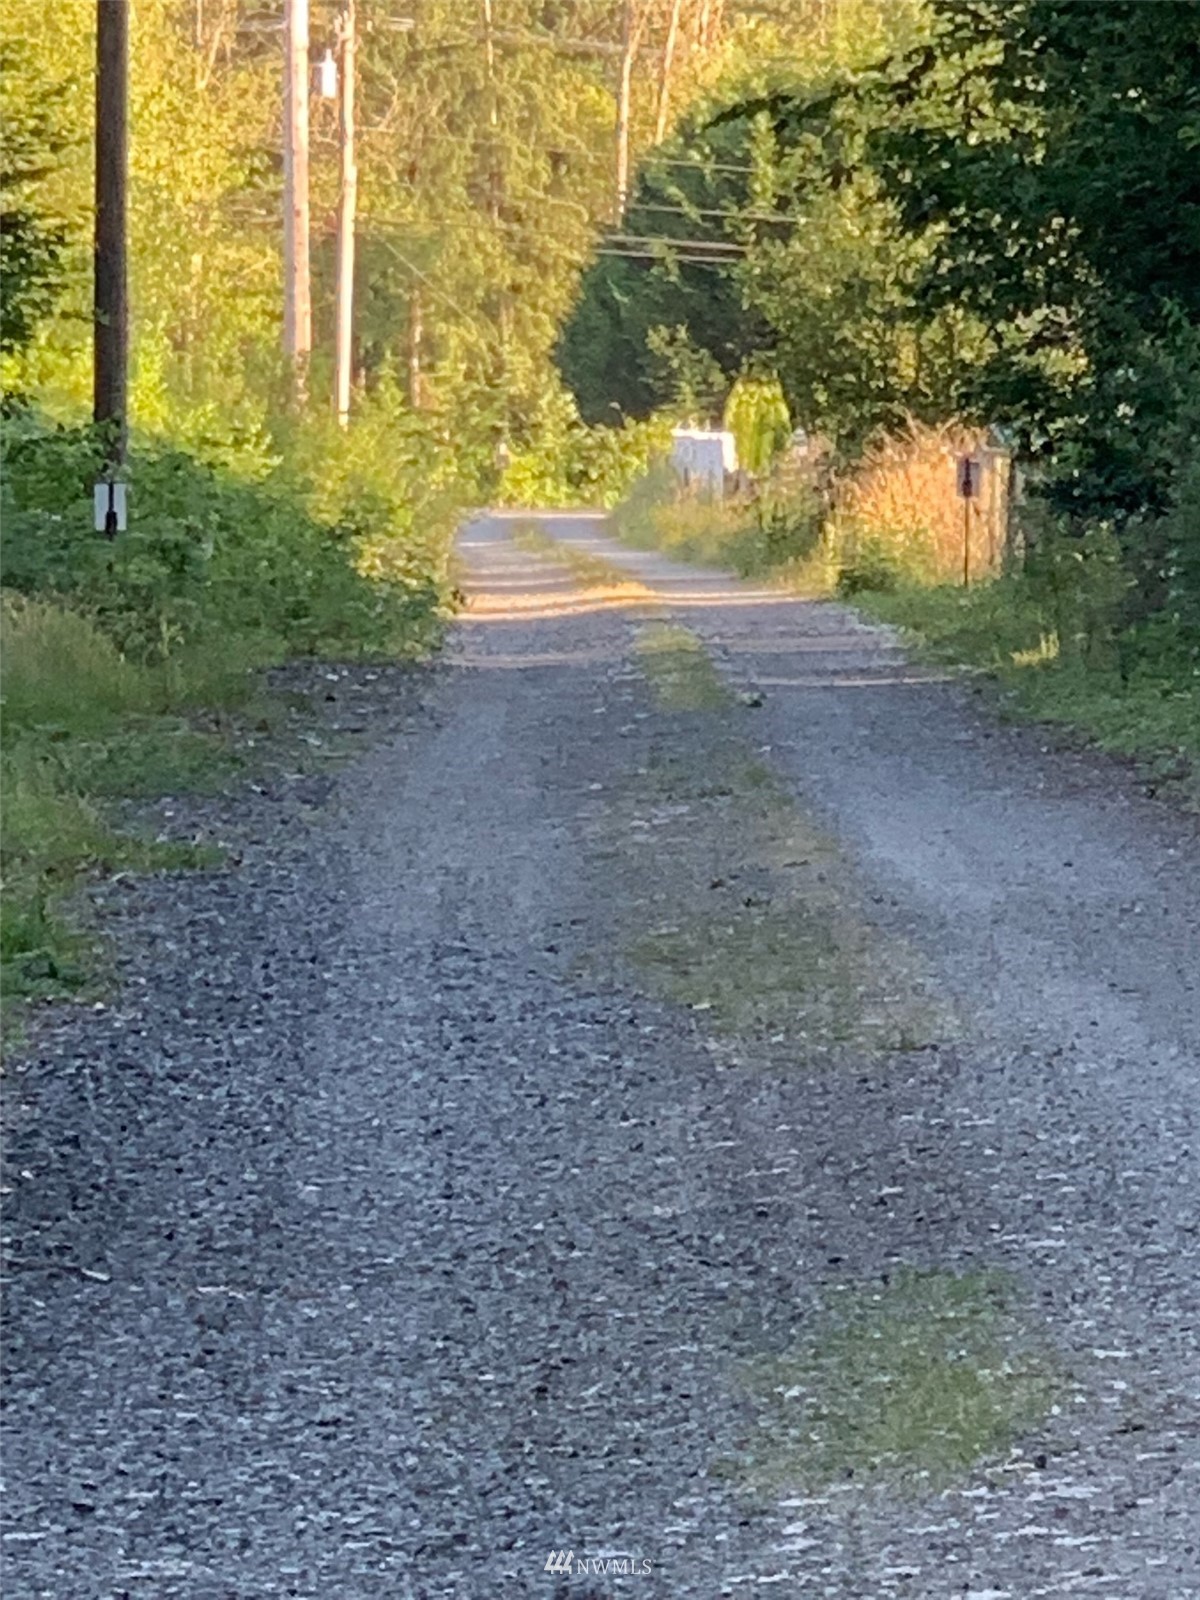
[836,540,901,595]
[611,453,825,582]
[724,376,792,475]
[0,410,447,666]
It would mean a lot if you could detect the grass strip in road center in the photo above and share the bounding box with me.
[634,623,731,712]
[612,739,948,1056]
[512,521,659,600]
[727,1268,1064,1496]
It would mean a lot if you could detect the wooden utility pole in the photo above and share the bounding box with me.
[94,0,129,465]
[333,0,357,427]
[615,1,653,220]
[283,0,311,402]
[654,0,683,144]
[615,0,637,221]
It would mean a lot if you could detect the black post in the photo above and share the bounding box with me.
[94,0,128,485]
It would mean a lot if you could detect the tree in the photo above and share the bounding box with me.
[0,40,72,361]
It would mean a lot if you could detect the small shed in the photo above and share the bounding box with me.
[670,428,738,498]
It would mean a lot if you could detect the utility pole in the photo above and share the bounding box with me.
[94,0,128,471]
[283,0,311,404]
[654,0,683,144]
[481,0,510,446]
[333,0,356,427]
[615,0,649,221]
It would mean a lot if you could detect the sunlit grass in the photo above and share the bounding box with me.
[1010,631,1060,668]
[857,583,1199,798]
[0,596,239,1020]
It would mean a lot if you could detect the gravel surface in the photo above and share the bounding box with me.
[3,512,1199,1598]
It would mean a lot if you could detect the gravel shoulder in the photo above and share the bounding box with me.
[3,512,1199,1598]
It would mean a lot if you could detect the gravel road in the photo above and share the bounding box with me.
[4,512,1199,1599]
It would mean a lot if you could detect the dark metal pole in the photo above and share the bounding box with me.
[94,0,128,473]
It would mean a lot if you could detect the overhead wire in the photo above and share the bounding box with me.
[608,232,745,252]
[595,251,741,267]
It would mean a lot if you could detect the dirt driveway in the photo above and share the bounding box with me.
[4,512,1199,1598]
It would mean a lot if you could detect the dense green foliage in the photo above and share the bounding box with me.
[564,0,1200,770]
[1,412,445,663]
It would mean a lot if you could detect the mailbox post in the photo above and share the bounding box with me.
[957,454,981,587]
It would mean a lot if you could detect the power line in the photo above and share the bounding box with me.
[609,232,745,251]
[646,157,758,174]
[364,196,800,233]
[357,207,768,246]
[595,250,739,268]
[629,200,795,224]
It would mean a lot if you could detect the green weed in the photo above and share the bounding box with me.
[634,623,730,711]
[0,597,239,1019]
[733,1269,1061,1494]
[1,746,222,1006]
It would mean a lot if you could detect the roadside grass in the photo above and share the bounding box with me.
[854,584,1200,798]
[611,460,829,588]
[730,1268,1063,1495]
[2,745,222,1006]
[0,597,247,1025]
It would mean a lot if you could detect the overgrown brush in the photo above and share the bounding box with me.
[497,396,673,510]
[828,421,1008,594]
[611,458,825,582]
[0,410,450,667]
